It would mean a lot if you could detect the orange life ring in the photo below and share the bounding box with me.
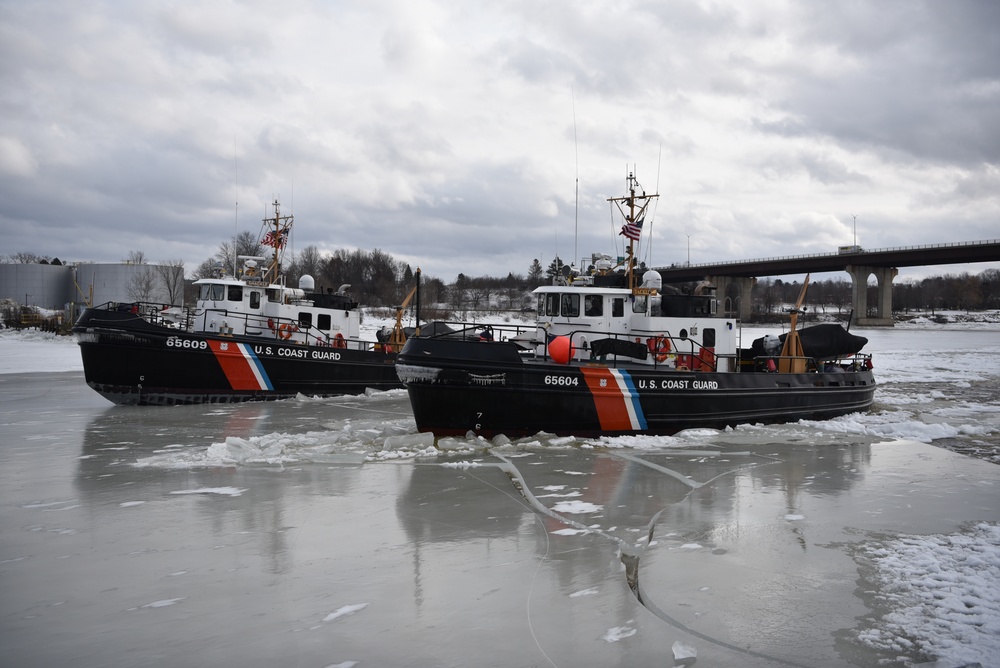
[277,323,295,340]
[646,336,671,362]
[332,333,347,349]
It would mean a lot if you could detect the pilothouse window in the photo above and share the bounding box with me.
[584,295,603,316]
[200,284,225,301]
[560,294,580,317]
[544,293,560,316]
[227,286,243,302]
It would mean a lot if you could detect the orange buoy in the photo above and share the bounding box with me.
[548,336,573,364]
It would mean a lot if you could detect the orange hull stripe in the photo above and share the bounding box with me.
[207,340,268,391]
[580,367,635,431]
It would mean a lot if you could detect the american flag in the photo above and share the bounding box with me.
[619,215,643,241]
[262,230,287,248]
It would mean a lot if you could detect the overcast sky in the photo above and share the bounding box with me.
[2,0,998,285]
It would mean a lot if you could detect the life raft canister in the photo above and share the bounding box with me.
[646,336,671,362]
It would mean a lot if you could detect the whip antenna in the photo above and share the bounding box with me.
[572,87,579,272]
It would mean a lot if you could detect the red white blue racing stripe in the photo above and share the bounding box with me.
[580,367,647,431]
[207,340,274,391]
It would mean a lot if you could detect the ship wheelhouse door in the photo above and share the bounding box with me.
[249,290,261,310]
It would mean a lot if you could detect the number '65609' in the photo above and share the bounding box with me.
[166,337,207,350]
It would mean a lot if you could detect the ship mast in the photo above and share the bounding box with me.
[607,171,657,291]
[261,199,293,285]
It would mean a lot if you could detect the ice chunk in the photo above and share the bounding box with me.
[323,603,369,622]
[382,432,436,451]
[672,640,697,660]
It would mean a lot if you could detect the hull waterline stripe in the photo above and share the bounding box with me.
[207,340,274,391]
[580,367,647,431]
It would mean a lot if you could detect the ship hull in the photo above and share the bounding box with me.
[74,308,400,405]
[396,338,876,438]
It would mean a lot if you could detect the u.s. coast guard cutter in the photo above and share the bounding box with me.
[396,173,875,437]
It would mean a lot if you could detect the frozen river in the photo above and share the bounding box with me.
[1,324,998,667]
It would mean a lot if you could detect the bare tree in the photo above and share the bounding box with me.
[126,267,156,302]
[153,260,186,305]
[285,245,323,287]
[125,250,147,265]
[3,251,47,264]
[422,277,447,304]
[191,257,223,280]
[216,230,265,274]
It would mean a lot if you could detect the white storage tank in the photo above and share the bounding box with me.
[0,263,74,309]
[74,263,185,306]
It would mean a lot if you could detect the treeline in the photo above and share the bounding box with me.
[893,271,1000,312]
[7,242,1000,315]
[189,236,558,312]
[754,269,1000,315]
[188,232,423,307]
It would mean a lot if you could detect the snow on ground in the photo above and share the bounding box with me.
[0,327,81,373]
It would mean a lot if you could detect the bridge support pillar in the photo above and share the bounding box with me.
[708,275,755,322]
[846,265,897,327]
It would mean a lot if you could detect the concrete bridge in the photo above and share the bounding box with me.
[655,240,1000,326]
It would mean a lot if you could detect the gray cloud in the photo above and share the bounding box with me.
[1,0,996,284]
